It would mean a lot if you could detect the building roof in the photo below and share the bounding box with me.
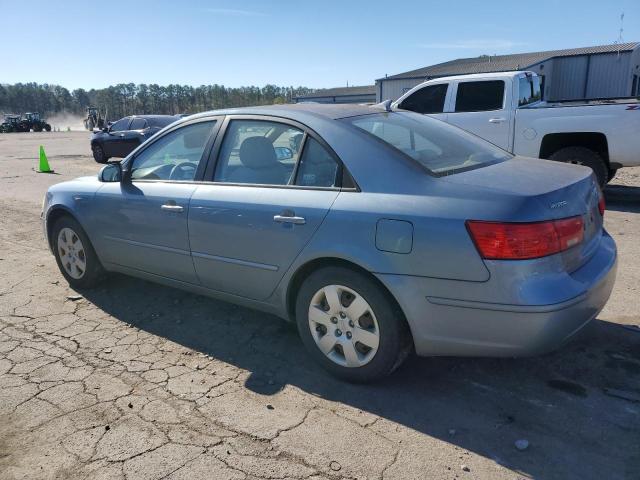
[379,42,640,81]
[295,85,376,99]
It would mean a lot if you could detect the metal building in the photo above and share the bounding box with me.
[377,42,640,102]
[294,85,376,104]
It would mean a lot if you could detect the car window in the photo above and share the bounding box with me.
[110,117,130,132]
[295,137,339,187]
[214,120,302,185]
[454,80,505,112]
[347,112,510,176]
[399,84,448,114]
[518,76,542,107]
[130,118,147,130]
[130,121,215,181]
[148,116,179,128]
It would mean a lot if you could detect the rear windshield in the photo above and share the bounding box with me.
[148,116,179,128]
[346,112,511,176]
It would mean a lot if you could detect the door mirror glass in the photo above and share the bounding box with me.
[99,163,122,182]
[274,146,293,161]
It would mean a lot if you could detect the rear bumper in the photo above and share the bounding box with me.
[377,231,617,357]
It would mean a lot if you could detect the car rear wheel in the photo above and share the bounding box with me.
[52,216,104,289]
[295,266,411,382]
[549,146,608,188]
[92,144,108,163]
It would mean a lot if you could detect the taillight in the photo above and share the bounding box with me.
[598,194,605,217]
[466,216,584,260]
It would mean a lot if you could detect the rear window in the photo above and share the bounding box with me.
[518,76,542,107]
[455,80,505,112]
[148,116,179,128]
[347,112,510,176]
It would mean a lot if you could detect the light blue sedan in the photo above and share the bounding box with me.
[42,104,617,382]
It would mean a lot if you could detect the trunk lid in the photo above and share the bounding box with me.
[442,157,603,271]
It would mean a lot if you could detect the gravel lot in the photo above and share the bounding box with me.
[0,131,639,480]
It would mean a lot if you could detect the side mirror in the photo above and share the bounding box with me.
[99,163,122,182]
[274,146,293,161]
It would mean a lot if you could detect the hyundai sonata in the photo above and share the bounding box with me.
[42,104,617,382]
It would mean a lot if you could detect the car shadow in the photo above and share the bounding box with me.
[605,185,640,213]
[80,276,640,479]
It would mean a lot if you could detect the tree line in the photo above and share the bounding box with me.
[0,82,315,120]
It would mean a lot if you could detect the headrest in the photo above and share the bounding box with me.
[239,136,277,169]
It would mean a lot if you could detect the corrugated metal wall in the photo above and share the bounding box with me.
[378,78,425,101]
[378,47,640,103]
[546,56,589,100]
[585,52,631,98]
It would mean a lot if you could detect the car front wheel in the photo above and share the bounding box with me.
[295,266,411,382]
[52,216,104,289]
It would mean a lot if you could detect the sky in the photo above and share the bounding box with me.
[1,0,640,90]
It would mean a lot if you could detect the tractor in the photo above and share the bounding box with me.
[0,115,28,133]
[21,112,51,132]
[84,106,106,130]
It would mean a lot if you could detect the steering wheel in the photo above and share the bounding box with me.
[169,162,198,180]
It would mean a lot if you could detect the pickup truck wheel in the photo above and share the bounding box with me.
[295,266,412,383]
[549,146,607,187]
[92,145,108,164]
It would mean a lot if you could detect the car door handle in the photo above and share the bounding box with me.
[161,204,184,213]
[274,214,306,225]
[489,117,506,123]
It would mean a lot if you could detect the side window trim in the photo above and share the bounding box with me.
[202,114,356,191]
[288,132,308,185]
[124,117,222,183]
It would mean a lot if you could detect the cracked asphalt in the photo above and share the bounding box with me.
[1,132,639,480]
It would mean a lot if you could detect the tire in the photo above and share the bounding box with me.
[44,124,51,132]
[92,144,108,163]
[34,126,42,132]
[52,216,105,289]
[295,266,411,383]
[549,146,608,188]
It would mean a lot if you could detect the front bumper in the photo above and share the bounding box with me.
[377,231,617,357]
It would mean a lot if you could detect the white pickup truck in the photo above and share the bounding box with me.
[392,71,640,186]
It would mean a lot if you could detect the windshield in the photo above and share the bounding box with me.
[346,112,511,176]
[518,75,542,106]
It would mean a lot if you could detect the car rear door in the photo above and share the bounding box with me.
[446,79,512,150]
[92,118,220,283]
[188,116,341,300]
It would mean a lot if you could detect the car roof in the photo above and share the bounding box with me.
[131,114,181,119]
[183,103,384,122]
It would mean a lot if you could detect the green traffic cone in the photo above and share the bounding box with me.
[37,145,53,173]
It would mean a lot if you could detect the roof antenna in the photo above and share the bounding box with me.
[372,99,392,112]
[615,12,625,57]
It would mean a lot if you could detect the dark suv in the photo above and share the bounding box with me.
[90,115,181,163]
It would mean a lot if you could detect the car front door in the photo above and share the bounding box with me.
[188,117,342,300]
[104,117,132,157]
[446,80,512,150]
[121,117,148,155]
[91,119,220,283]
